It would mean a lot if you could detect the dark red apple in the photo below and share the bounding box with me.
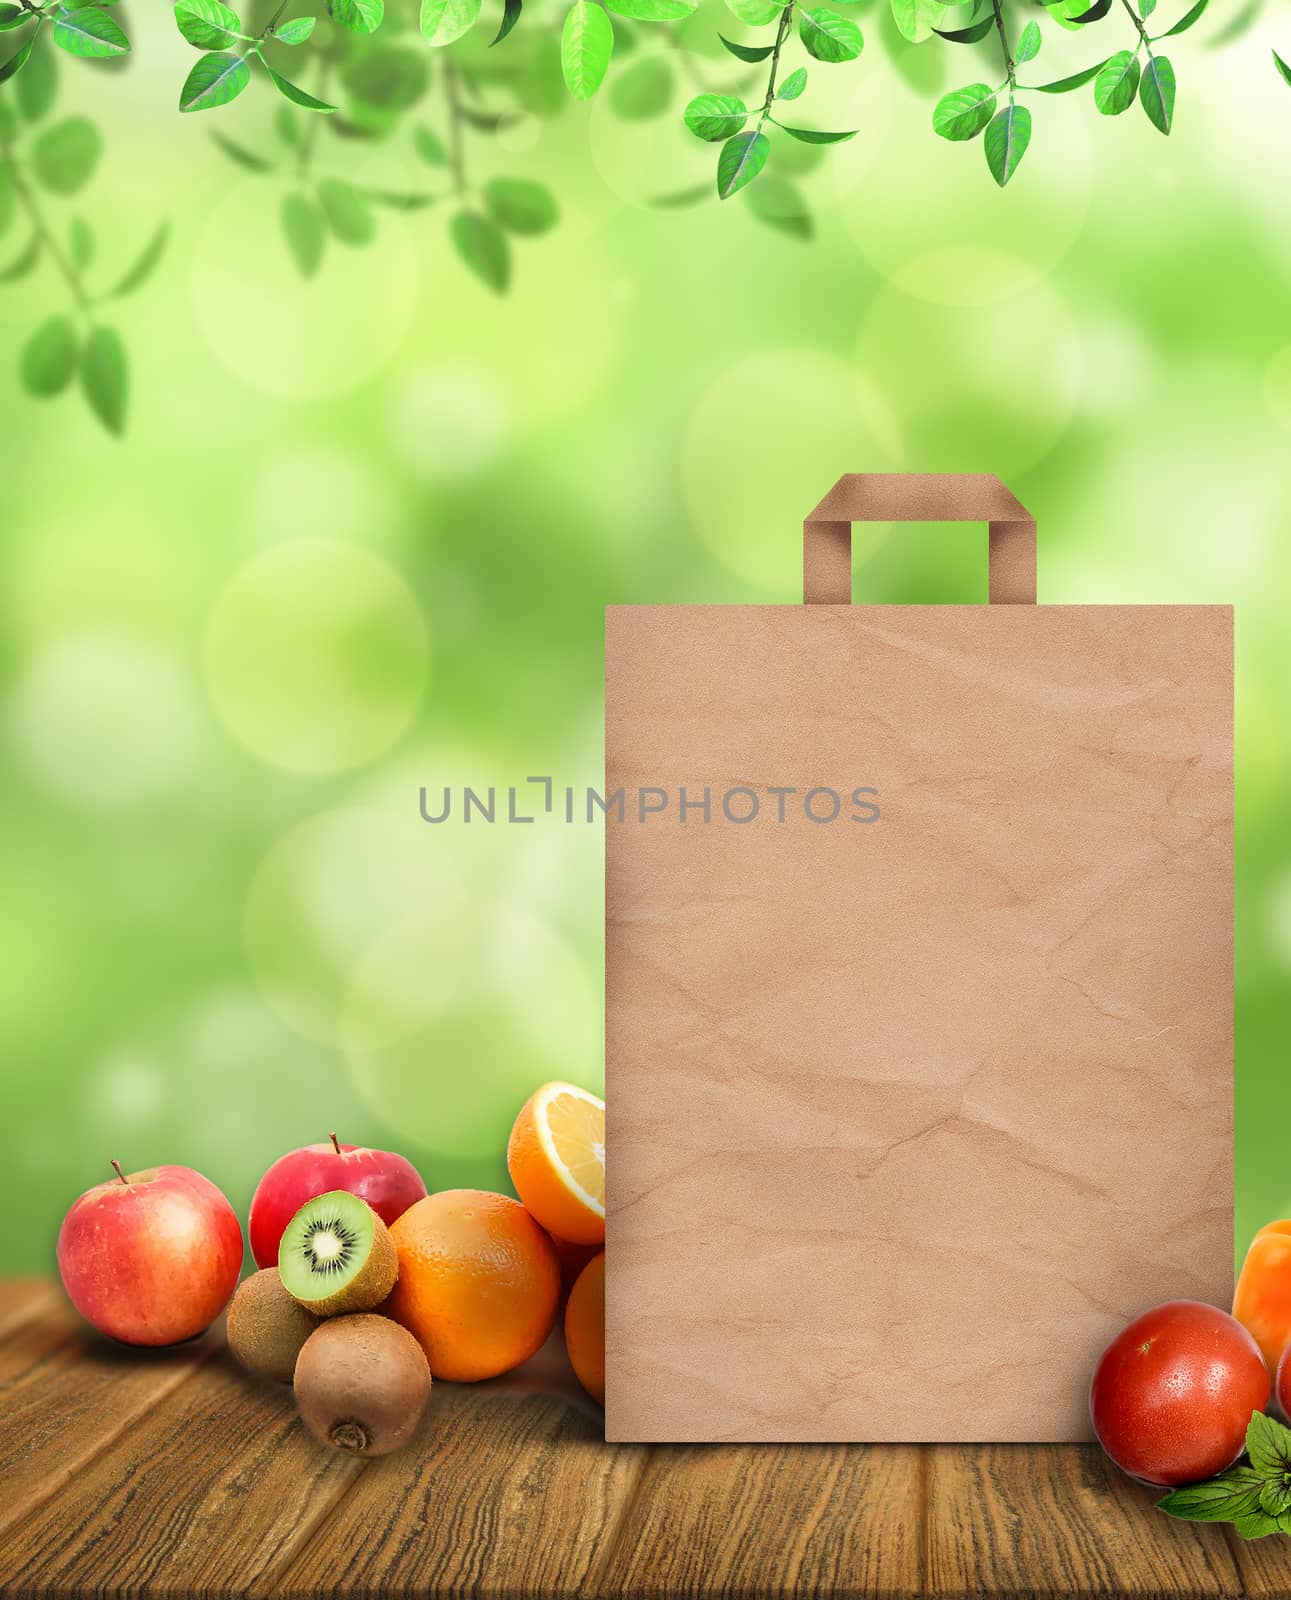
[1090,1299,1269,1486]
[248,1133,426,1268]
[57,1161,244,1346]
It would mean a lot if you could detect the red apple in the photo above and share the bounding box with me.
[248,1133,426,1269]
[57,1161,244,1346]
[1090,1300,1269,1486]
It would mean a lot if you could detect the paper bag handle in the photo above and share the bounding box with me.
[803,473,1036,605]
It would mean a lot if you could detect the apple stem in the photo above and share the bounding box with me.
[110,1159,128,1186]
[329,1132,341,1155]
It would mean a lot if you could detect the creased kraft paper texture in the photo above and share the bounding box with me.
[604,603,1233,1443]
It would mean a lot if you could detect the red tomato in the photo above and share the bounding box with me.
[1090,1300,1269,1486]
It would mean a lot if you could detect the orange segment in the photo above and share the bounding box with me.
[507,1081,605,1246]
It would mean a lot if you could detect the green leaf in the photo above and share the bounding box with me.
[776,121,856,142]
[724,0,781,23]
[799,7,862,62]
[484,176,557,234]
[415,123,448,163]
[1015,18,1041,61]
[648,182,710,208]
[361,187,437,209]
[716,127,767,198]
[342,47,428,109]
[281,190,325,276]
[80,324,127,436]
[777,65,806,98]
[492,0,521,43]
[1094,48,1140,114]
[1275,50,1291,90]
[1069,0,1112,18]
[890,0,955,44]
[983,100,1030,185]
[1140,52,1173,131]
[317,176,375,244]
[561,0,613,98]
[419,0,481,46]
[275,14,318,41]
[31,116,101,194]
[104,219,169,297]
[0,32,33,84]
[604,0,694,16]
[15,31,54,116]
[1158,0,1206,36]
[174,0,241,48]
[179,50,250,111]
[1158,1467,1271,1526]
[263,61,337,110]
[935,14,992,42]
[684,91,746,141]
[19,314,77,397]
[0,161,11,237]
[1246,1412,1291,1480]
[329,0,382,29]
[932,81,995,140]
[1140,0,1156,13]
[0,233,40,280]
[0,5,25,30]
[53,6,129,57]
[718,32,773,61]
[68,215,92,268]
[610,53,673,117]
[212,129,274,169]
[450,208,510,293]
[745,173,811,239]
[1030,58,1106,91]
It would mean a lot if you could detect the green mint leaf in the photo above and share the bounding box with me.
[798,7,862,62]
[984,101,1030,185]
[1275,49,1291,90]
[1030,59,1106,92]
[53,7,129,57]
[1159,0,1207,36]
[0,5,26,31]
[777,65,806,98]
[1140,0,1156,15]
[684,92,746,141]
[0,33,33,84]
[719,32,773,61]
[1246,1410,1291,1479]
[329,0,382,31]
[1158,1466,1268,1524]
[932,82,995,140]
[263,61,336,110]
[19,314,78,397]
[275,15,318,42]
[79,324,127,436]
[1139,52,1173,132]
[1069,0,1112,19]
[174,0,241,48]
[281,191,325,277]
[561,0,612,97]
[1015,19,1041,61]
[775,121,857,143]
[1093,48,1140,114]
[450,208,511,293]
[935,15,992,42]
[420,0,481,45]
[484,176,558,234]
[179,51,250,111]
[715,126,767,198]
[31,116,100,194]
[317,177,375,244]
[492,0,521,44]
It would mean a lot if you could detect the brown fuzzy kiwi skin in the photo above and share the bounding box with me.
[227,1270,319,1384]
[290,1210,399,1317]
[294,1314,431,1457]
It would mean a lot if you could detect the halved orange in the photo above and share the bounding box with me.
[507,1081,605,1246]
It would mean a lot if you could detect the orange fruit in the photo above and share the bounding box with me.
[550,1233,600,1308]
[564,1250,604,1406]
[386,1189,559,1382]
[507,1081,605,1246]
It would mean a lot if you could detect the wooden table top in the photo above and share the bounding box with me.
[2,1277,1290,1598]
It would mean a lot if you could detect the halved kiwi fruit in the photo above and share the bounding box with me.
[294,1313,431,1456]
[226,1268,319,1383]
[278,1191,398,1317]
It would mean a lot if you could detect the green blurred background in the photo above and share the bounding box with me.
[1,1,1285,1276]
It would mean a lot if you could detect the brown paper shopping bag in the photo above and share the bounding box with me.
[603,473,1233,1444]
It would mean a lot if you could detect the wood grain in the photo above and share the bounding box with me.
[602,1441,922,1599]
[269,1377,645,1599]
[0,1296,218,1542]
[924,1444,1244,1598]
[1219,1521,1291,1597]
[0,1349,361,1600]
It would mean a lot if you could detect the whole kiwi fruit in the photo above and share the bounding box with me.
[294,1314,431,1456]
[227,1268,319,1383]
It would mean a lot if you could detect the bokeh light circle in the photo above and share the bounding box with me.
[855,273,1079,480]
[190,177,419,400]
[7,630,200,811]
[393,364,510,483]
[344,897,600,1159]
[683,349,904,593]
[1263,346,1291,433]
[247,451,397,548]
[205,540,428,774]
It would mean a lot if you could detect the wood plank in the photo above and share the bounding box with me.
[269,1373,645,1599]
[1220,1521,1291,1596]
[0,1348,362,1600]
[924,1444,1244,1598]
[602,1442,922,1599]
[0,1295,218,1540]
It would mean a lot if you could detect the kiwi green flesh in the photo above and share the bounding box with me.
[226,1269,319,1383]
[294,1313,431,1456]
[279,1191,398,1316]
